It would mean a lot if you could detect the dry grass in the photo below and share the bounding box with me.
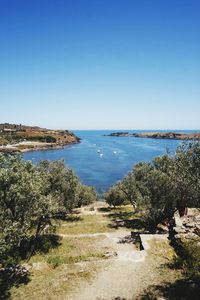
[10,236,108,300]
[11,262,104,300]
[147,238,182,283]
[54,206,134,235]
[54,215,114,235]
[29,237,107,266]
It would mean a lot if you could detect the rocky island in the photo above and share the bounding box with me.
[0,123,80,153]
[105,131,200,140]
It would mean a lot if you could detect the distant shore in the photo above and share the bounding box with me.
[0,140,80,154]
[104,131,200,140]
[0,123,81,154]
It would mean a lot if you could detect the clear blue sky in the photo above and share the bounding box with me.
[0,0,200,130]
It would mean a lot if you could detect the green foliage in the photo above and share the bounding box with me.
[76,185,98,207]
[22,135,57,143]
[38,160,79,213]
[0,155,56,265]
[105,142,200,231]
[0,155,97,266]
[104,184,129,207]
[38,160,96,212]
[172,143,200,211]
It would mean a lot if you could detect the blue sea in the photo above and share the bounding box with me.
[23,130,194,194]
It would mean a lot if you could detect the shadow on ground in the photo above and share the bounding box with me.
[137,278,200,300]
[0,234,61,299]
[97,278,200,300]
[0,265,30,300]
[97,207,125,213]
[53,214,82,222]
[106,211,145,231]
[32,234,62,254]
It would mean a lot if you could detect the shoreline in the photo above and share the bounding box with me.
[0,140,80,154]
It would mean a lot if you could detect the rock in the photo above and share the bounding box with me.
[21,263,32,272]
[195,224,200,236]
[174,226,186,234]
[104,251,118,259]
[32,262,50,271]
[175,214,184,227]
[185,222,195,228]
[174,233,185,239]
[184,233,198,240]
[194,216,200,222]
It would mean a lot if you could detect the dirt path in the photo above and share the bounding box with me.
[65,230,168,300]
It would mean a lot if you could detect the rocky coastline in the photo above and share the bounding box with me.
[105,131,200,140]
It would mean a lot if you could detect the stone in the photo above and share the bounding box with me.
[184,233,198,240]
[185,222,195,228]
[21,263,32,272]
[32,262,50,271]
[174,226,186,234]
[104,251,117,259]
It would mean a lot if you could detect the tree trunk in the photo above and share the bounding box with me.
[26,217,42,262]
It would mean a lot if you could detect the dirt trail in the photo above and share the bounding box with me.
[66,230,168,300]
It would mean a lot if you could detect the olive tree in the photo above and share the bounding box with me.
[105,143,200,231]
[0,155,57,264]
[38,160,97,213]
[104,184,129,207]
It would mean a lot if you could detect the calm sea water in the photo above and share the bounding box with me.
[23,130,193,194]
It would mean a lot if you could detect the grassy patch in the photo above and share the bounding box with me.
[10,262,102,300]
[10,236,108,299]
[53,206,135,235]
[148,238,176,261]
[54,214,114,235]
[29,237,107,266]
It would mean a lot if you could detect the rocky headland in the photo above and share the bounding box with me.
[105,131,200,140]
[0,123,80,153]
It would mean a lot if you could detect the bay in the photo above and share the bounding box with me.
[23,130,192,194]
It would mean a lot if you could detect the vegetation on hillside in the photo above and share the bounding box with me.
[0,123,80,147]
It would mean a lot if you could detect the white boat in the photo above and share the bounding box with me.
[100,153,103,157]
[97,149,101,153]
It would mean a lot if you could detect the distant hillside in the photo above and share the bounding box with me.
[0,123,80,152]
[105,131,200,140]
